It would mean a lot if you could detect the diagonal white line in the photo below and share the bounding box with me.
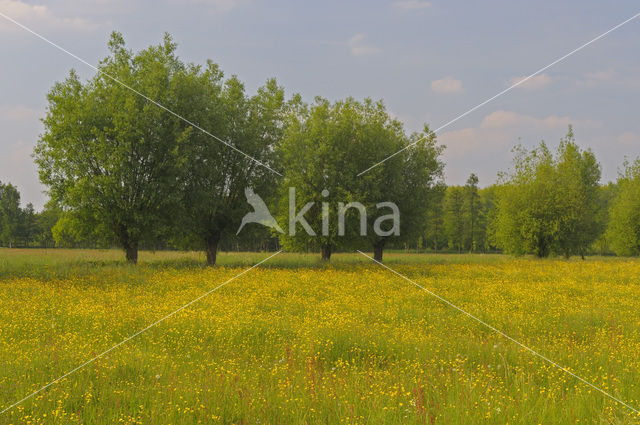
[0,250,282,415]
[357,250,640,415]
[0,11,282,177]
[357,11,640,176]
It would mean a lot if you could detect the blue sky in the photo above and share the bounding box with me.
[1,0,639,209]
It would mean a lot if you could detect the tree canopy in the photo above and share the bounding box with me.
[607,159,640,256]
[491,127,601,257]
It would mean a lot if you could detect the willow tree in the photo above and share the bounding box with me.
[35,33,185,263]
[278,97,443,262]
[0,181,21,248]
[607,159,640,256]
[175,65,287,265]
[492,127,602,258]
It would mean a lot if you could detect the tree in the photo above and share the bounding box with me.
[277,97,369,261]
[361,124,444,262]
[464,173,480,252]
[176,65,287,265]
[277,97,444,262]
[607,159,640,256]
[492,127,602,258]
[0,181,21,248]
[35,201,62,248]
[444,186,465,253]
[552,129,602,258]
[593,182,618,255]
[424,182,446,252]
[17,203,38,246]
[477,186,497,253]
[35,33,186,263]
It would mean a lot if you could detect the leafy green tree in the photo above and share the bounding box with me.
[35,33,187,263]
[277,97,444,262]
[174,59,286,265]
[492,127,602,258]
[464,173,480,252]
[17,203,38,246]
[0,181,21,248]
[363,125,444,262]
[444,186,465,253]
[277,97,369,260]
[478,186,497,253]
[424,182,446,252]
[552,129,602,258]
[593,182,618,255]
[492,144,556,257]
[35,201,62,248]
[607,159,640,256]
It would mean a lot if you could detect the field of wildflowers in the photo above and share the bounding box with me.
[1,249,639,424]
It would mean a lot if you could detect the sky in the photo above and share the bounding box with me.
[1,0,639,210]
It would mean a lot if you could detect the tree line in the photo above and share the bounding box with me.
[2,33,640,263]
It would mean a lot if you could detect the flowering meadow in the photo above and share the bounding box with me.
[1,250,640,424]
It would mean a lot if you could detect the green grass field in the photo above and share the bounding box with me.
[1,249,639,424]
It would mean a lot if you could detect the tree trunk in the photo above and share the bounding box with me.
[205,233,221,266]
[321,245,331,261]
[125,241,138,264]
[373,241,385,262]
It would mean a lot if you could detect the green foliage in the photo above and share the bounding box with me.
[277,97,443,261]
[477,185,497,252]
[34,201,62,248]
[443,186,465,252]
[174,62,287,264]
[492,127,602,257]
[592,182,618,255]
[607,159,640,256]
[35,33,194,263]
[464,173,480,252]
[423,182,446,252]
[0,181,21,247]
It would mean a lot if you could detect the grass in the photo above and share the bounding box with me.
[1,249,640,424]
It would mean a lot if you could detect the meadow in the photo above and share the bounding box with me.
[1,249,640,424]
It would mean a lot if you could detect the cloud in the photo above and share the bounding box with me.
[430,76,463,94]
[508,73,553,90]
[0,0,97,32]
[618,131,638,146]
[576,69,616,88]
[440,110,601,158]
[0,104,41,121]
[165,0,244,11]
[348,34,380,56]
[479,110,575,131]
[438,110,604,184]
[393,0,431,10]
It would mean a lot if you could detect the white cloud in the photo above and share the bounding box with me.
[0,0,97,32]
[508,73,553,90]
[348,34,380,56]
[430,76,463,94]
[393,0,431,10]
